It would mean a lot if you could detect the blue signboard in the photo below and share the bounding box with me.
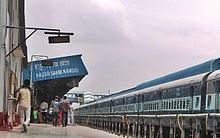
[30,54,88,82]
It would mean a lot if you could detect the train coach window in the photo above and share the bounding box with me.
[180,100,183,109]
[186,98,190,109]
[177,100,180,109]
[163,101,166,109]
[207,95,212,108]
[170,100,173,109]
[174,100,177,109]
[183,99,186,109]
[146,103,149,110]
[168,101,171,109]
[166,101,168,109]
[196,97,200,108]
[215,80,220,93]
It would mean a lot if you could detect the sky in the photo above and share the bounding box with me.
[25,0,220,94]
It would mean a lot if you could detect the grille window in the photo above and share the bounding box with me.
[171,100,174,109]
[174,100,177,109]
[166,101,168,109]
[180,100,183,109]
[196,97,200,108]
[186,98,190,109]
[177,100,180,109]
[207,95,212,108]
[169,100,171,109]
[216,81,220,93]
[183,100,186,109]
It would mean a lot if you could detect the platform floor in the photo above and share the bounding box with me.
[0,124,122,138]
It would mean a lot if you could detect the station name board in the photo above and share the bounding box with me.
[31,55,85,81]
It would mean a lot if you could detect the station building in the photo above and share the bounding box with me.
[66,90,109,104]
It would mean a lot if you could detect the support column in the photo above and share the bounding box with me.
[0,0,10,131]
[180,119,185,138]
[169,119,174,138]
[111,121,114,133]
[138,123,141,138]
[132,123,136,138]
[212,119,217,138]
[151,124,155,138]
[127,122,130,138]
[115,122,117,134]
[149,122,152,138]
[144,123,147,138]
[195,119,200,138]
[119,122,121,135]
[159,120,163,138]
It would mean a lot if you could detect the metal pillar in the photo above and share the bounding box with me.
[212,119,217,138]
[159,121,163,138]
[115,122,117,134]
[112,121,114,133]
[180,119,185,138]
[109,121,111,132]
[127,122,130,138]
[138,123,141,138]
[149,123,152,138]
[132,123,136,138]
[144,123,147,138]
[169,119,174,138]
[195,119,200,138]
[119,122,121,135]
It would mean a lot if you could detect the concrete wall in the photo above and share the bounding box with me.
[0,0,25,128]
[0,0,8,113]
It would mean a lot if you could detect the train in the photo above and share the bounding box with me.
[74,58,220,137]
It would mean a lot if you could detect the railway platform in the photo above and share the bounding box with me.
[0,123,122,138]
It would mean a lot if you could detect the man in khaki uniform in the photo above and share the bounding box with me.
[16,79,31,133]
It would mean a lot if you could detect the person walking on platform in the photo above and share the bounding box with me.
[122,115,128,137]
[60,95,70,127]
[68,103,75,126]
[50,96,60,126]
[40,101,48,124]
[15,79,32,133]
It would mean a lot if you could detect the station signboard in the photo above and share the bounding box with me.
[31,55,88,82]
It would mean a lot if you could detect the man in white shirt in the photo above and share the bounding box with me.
[16,79,31,133]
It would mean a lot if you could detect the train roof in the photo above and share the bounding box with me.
[112,90,140,100]
[135,58,220,90]
[140,72,209,94]
[207,69,220,81]
[96,96,113,103]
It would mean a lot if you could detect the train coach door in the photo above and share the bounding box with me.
[215,80,220,112]
[200,73,212,113]
[189,85,195,112]
[157,90,163,114]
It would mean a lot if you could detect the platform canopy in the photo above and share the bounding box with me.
[23,54,88,104]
